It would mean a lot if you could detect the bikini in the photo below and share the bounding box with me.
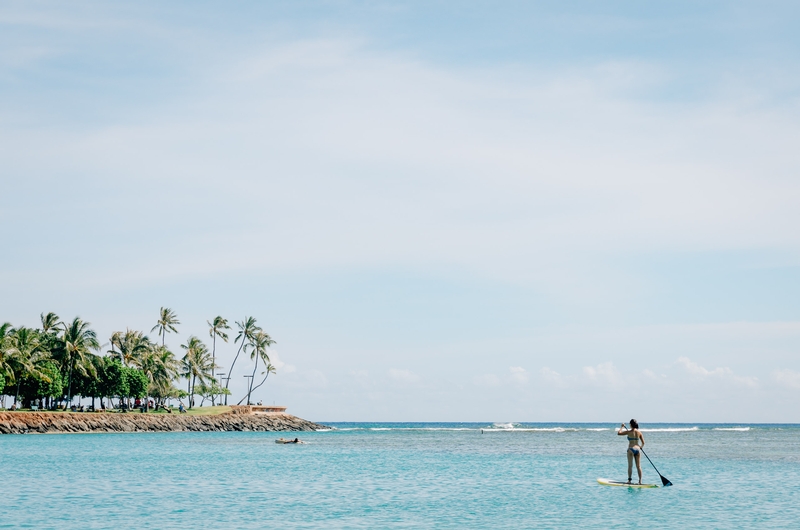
[627,435,640,456]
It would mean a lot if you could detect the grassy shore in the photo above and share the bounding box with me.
[1,406,233,416]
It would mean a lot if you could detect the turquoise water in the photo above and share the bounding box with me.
[2,423,799,528]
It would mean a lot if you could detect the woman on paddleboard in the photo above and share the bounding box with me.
[617,419,645,484]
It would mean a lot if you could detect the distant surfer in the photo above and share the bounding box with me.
[617,419,645,484]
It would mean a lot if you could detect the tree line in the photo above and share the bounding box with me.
[0,308,277,411]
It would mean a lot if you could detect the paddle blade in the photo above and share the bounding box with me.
[660,475,673,487]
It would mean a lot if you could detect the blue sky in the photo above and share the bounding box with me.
[2,1,800,421]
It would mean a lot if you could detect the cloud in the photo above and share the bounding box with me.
[388,368,420,384]
[539,362,625,388]
[773,369,800,389]
[540,367,565,387]
[582,362,624,386]
[676,357,758,388]
[509,366,529,384]
[267,350,296,374]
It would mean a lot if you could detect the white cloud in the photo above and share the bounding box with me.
[267,350,296,374]
[773,369,800,389]
[388,368,420,384]
[540,367,565,387]
[676,357,758,388]
[582,362,624,386]
[509,366,529,384]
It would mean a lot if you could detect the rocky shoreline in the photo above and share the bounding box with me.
[0,411,329,434]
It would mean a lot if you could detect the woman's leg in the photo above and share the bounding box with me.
[634,451,643,484]
[626,450,633,482]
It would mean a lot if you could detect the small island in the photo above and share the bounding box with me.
[0,310,327,433]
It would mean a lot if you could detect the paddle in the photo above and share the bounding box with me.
[640,448,672,486]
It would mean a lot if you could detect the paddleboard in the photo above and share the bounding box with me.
[597,478,658,488]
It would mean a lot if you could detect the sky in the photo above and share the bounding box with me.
[2,1,800,422]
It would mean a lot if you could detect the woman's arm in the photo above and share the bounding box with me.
[617,423,629,435]
[638,430,645,446]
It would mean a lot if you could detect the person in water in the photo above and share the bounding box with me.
[617,419,645,484]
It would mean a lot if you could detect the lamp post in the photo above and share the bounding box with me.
[215,372,226,406]
[243,375,253,405]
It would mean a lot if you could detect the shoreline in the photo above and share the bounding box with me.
[0,410,328,434]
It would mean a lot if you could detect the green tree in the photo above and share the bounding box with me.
[109,329,151,367]
[60,317,100,406]
[196,381,230,406]
[180,336,213,408]
[125,367,149,401]
[18,361,63,408]
[242,330,275,405]
[74,355,107,410]
[40,312,61,335]
[0,323,18,407]
[101,358,129,409]
[8,327,47,406]
[136,345,178,410]
[207,316,230,405]
[226,317,260,405]
[151,307,180,347]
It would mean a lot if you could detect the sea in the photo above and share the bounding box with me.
[2,422,799,528]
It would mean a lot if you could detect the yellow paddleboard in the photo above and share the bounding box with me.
[597,478,659,488]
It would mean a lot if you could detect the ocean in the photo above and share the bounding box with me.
[2,423,799,528]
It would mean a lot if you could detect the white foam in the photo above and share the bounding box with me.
[713,427,751,431]
[314,429,334,432]
[481,427,578,432]
[418,427,478,431]
[585,428,610,431]
[640,427,699,432]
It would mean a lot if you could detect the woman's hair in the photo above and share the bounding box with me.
[630,419,639,429]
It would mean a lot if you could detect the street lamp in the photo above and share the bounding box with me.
[214,372,226,406]
[243,375,254,405]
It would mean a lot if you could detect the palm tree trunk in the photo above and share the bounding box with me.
[247,354,259,405]
[211,334,216,406]
[249,370,271,394]
[225,341,246,405]
[67,363,73,407]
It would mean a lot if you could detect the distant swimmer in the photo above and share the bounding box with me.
[617,419,645,484]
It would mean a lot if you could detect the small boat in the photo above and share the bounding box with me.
[275,438,304,444]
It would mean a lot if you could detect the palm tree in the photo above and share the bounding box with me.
[109,329,152,367]
[225,317,260,405]
[40,312,61,335]
[0,323,15,408]
[60,317,100,406]
[151,307,180,347]
[248,362,276,397]
[8,327,49,406]
[0,322,14,376]
[180,336,213,408]
[241,330,275,405]
[136,345,179,411]
[207,316,230,405]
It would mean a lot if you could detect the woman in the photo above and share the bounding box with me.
[617,419,645,484]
